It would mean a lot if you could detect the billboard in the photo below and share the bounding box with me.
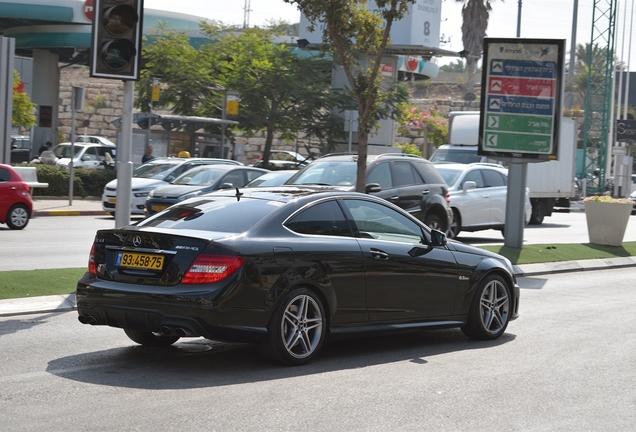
[299,0,442,49]
[478,38,565,161]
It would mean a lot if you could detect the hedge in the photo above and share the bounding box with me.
[20,164,117,198]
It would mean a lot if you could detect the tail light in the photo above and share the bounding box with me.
[21,182,30,193]
[181,254,245,284]
[445,193,451,205]
[88,244,97,275]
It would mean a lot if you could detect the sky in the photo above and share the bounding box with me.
[144,0,636,71]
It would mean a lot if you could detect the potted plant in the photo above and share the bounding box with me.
[583,195,633,246]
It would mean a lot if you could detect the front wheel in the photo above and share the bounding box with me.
[461,274,511,340]
[6,204,30,230]
[258,288,326,366]
[123,328,180,347]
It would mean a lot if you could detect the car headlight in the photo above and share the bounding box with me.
[178,191,202,201]
[133,187,155,198]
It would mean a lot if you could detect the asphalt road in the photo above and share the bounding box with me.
[3,210,636,271]
[0,268,634,431]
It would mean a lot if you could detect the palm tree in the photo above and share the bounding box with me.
[457,0,492,101]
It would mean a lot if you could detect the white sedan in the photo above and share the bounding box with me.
[435,163,532,239]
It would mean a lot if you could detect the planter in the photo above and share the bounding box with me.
[584,201,632,246]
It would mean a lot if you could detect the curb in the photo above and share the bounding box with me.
[33,209,108,217]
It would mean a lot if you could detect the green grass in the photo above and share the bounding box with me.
[480,242,636,265]
[2,242,636,301]
[0,268,85,300]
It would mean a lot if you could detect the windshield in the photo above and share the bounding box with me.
[430,148,482,164]
[434,167,462,186]
[172,167,224,186]
[286,161,357,186]
[133,162,181,179]
[52,145,82,159]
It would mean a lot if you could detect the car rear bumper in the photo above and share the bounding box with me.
[76,279,269,343]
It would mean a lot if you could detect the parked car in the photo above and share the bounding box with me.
[10,136,32,164]
[244,170,296,187]
[76,187,520,365]
[628,190,636,214]
[252,150,310,170]
[284,153,453,232]
[53,142,117,169]
[0,164,33,230]
[74,135,117,146]
[434,163,532,238]
[145,165,268,216]
[102,157,243,216]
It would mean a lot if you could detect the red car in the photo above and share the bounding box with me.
[0,164,33,230]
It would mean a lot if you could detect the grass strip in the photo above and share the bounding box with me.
[0,268,85,300]
[479,242,636,265]
[2,242,636,301]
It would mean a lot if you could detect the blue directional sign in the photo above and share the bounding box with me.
[479,39,565,160]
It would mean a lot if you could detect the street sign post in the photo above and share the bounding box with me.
[479,39,565,161]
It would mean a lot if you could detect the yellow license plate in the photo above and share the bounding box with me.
[151,205,167,212]
[116,252,164,270]
[109,197,116,203]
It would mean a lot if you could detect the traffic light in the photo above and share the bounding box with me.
[90,0,144,80]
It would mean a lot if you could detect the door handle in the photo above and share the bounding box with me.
[370,248,389,260]
[390,196,399,200]
[421,190,430,195]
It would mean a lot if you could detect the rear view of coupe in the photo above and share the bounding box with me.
[77,187,519,365]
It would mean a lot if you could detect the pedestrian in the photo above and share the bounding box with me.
[38,141,52,155]
[142,145,155,163]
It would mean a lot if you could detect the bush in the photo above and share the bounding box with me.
[28,164,116,197]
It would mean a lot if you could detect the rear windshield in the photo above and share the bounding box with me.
[430,148,481,164]
[137,197,281,233]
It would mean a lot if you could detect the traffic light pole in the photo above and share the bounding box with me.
[115,80,134,228]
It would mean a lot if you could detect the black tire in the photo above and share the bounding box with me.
[6,204,30,230]
[529,202,545,225]
[424,213,445,232]
[447,209,461,239]
[461,274,512,340]
[123,328,180,347]
[258,287,326,366]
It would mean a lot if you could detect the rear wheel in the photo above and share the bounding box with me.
[447,209,461,239]
[258,288,326,366]
[123,328,180,347]
[6,204,29,230]
[461,274,511,340]
[424,213,444,232]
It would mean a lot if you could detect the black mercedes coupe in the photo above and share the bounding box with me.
[76,187,519,365]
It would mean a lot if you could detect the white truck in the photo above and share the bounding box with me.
[430,112,577,224]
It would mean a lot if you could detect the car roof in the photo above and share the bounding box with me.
[55,142,116,147]
[184,164,265,172]
[200,185,378,204]
[434,162,506,171]
[315,153,428,163]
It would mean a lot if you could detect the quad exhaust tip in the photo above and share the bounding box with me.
[78,315,97,325]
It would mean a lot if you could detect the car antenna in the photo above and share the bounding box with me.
[235,187,243,201]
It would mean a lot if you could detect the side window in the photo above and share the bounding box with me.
[392,161,420,186]
[221,171,245,188]
[341,199,424,244]
[83,147,99,161]
[367,162,393,189]
[0,167,10,182]
[246,170,264,183]
[483,169,506,187]
[286,200,353,237]
[463,170,485,188]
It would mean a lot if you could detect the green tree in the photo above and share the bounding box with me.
[439,59,466,73]
[283,0,414,192]
[12,70,36,129]
[139,23,345,166]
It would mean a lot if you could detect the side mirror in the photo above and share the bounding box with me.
[365,183,381,193]
[430,229,447,247]
[462,180,476,192]
[219,183,234,189]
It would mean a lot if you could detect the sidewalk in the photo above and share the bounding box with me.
[32,197,108,217]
